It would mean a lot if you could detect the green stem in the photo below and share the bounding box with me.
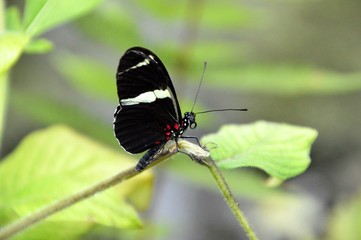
[205,158,259,240]
[0,0,7,149]
[0,145,177,239]
[0,74,7,149]
[0,167,135,239]
[177,141,258,239]
[0,140,258,239]
[0,0,4,30]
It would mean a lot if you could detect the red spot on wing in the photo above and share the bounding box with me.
[163,123,180,141]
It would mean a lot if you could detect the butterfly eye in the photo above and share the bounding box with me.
[190,122,197,129]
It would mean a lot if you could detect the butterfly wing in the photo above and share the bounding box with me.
[114,47,182,154]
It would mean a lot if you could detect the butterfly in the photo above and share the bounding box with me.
[113,47,197,171]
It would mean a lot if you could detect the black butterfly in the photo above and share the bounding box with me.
[113,47,197,171]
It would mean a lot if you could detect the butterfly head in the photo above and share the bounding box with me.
[183,112,197,130]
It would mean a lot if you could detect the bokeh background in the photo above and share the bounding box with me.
[2,0,361,239]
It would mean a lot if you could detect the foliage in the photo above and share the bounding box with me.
[201,121,318,182]
[0,0,103,144]
[326,191,361,240]
[0,32,29,75]
[0,125,152,239]
[3,0,359,239]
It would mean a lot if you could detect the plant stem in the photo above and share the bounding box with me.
[0,0,4,30]
[0,74,7,150]
[0,167,133,239]
[177,141,258,239]
[205,157,259,240]
[0,0,7,149]
[0,145,177,239]
[0,140,258,239]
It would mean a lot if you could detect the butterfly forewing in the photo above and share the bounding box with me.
[114,47,182,154]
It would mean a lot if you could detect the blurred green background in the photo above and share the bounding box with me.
[2,0,361,239]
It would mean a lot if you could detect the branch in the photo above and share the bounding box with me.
[0,140,258,240]
[0,0,8,149]
[178,141,259,239]
[0,142,177,239]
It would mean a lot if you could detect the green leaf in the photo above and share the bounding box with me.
[52,53,115,100]
[0,125,153,239]
[10,91,116,147]
[22,0,103,36]
[25,38,53,54]
[12,222,91,240]
[201,2,252,29]
[0,32,30,76]
[201,121,318,181]
[75,2,139,49]
[327,192,361,240]
[167,158,285,199]
[134,0,186,19]
[5,6,22,31]
[134,0,252,27]
[207,64,361,95]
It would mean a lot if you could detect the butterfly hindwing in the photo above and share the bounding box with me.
[114,47,182,154]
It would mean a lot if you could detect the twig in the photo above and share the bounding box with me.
[0,167,136,239]
[0,140,258,239]
[178,141,259,239]
[0,144,176,239]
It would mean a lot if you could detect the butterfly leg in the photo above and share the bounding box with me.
[177,137,209,166]
[180,136,202,147]
[135,146,162,172]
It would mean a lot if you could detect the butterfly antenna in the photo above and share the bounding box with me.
[195,108,248,114]
[191,61,207,112]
